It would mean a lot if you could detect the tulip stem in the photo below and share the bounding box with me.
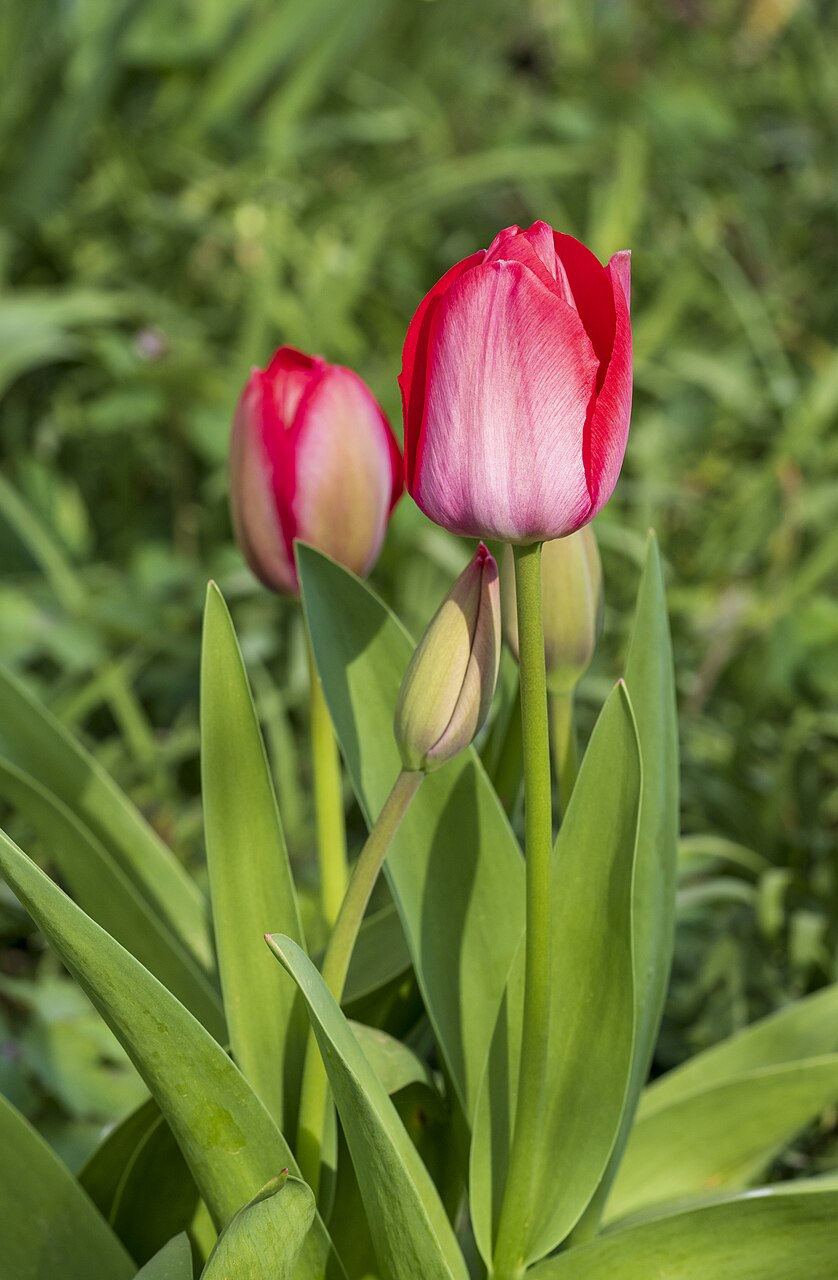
[307,638,349,928]
[296,767,424,1197]
[550,688,579,816]
[494,541,553,1280]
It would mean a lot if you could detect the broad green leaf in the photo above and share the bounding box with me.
[531,1183,838,1279]
[0,660,212,969]
[80,1097,199,1268]
[202,1173,315,1279]
[470,684,641,1265]
[639,983,838,1114]
[607,1055,838,1223]
[350,1021,435,1095]
[0,758,224,1038]
[268,935,469,1280]
[0,1090,134,1280]
[200,583,306,1127]
[0,828,343,1280]
[575,531,679,1237]
[135,1235,193,1279]
[343,902,412,1005]
[297,545,524,1122]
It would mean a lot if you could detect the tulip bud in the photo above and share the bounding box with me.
[399,220,631,543]
[395,544,501,772]
[229,345,403,596]
[502,525,603,694]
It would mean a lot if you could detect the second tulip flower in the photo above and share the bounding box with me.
[229,346,403,594]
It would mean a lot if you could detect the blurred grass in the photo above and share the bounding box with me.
[1,0,837,1138]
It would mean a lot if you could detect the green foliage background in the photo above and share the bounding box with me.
[0,0,836,1167]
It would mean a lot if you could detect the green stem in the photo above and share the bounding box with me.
[296,768,424,1195]
[307,638,349,927]
[493,542,554,1280]
[550,688,579,817]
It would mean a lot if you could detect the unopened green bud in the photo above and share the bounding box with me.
[395,543,501,772]
[502,524,603,694]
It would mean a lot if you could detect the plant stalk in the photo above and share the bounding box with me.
[307,637,349,927]
[493,541,553,1280]
[296,767,424,1195]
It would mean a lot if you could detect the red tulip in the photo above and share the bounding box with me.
[229,346,403,594]
[399,221,631,544]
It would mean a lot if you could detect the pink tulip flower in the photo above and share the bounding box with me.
[229,346,403,594]
[399,221,631,543]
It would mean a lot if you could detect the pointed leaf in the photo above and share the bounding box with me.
[531,1183,838,1279]
[201,582,306,1127]
[0,660,212,968]
[608,1055,838,1223]
[135,1235,193,1279]
[575,531,679,1237]
[202,1173,315,1279]
[470,683,642,1264]
[0,1091,134,1279]
[0,827,343,1280]
[0,758,223,1038]
[268,935,469,1280]
[297,544,524,1122]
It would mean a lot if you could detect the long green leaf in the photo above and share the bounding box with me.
[202,1173,315,1280]
[0,1091,134,1280]
[531,1183,838,1279]
[268,935,469,1280]
[0,661,212,969]
[0,758,223,1038]
[297,544,524,1123]
[0,827,343,1280]
[607,1055,838,1223]
[639,983,838,1115]
[200,582,306,1128]
[135,1236,193,1279]
[470,683,642,1265]
[574,531,679,1237]
[343,902,412,1005]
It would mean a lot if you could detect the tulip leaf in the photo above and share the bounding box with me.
[200,582,306,1128]
[0,826,344,1280]
[638,982,838,1115]
[573,530,679,1238]
[607,1055,838,1223]
[201,1172,315,1280]
[0,660,213,970]
[470,682,642,1265]
[80,1097,199,1269]
[530,1183,838,1279]
[0,1090,134,1280]
[135,1235,193,1279]
[297,544,524,1123]
[0,758,224,1039]
[622,532,679,1082]
[267,934,470,1280]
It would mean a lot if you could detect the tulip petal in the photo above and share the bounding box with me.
[228,381,297,594]
[399,251,485,490]
[294,368,398,579]
[553,232,617,382]
[414,261,598,542]
[584,254,632,517]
